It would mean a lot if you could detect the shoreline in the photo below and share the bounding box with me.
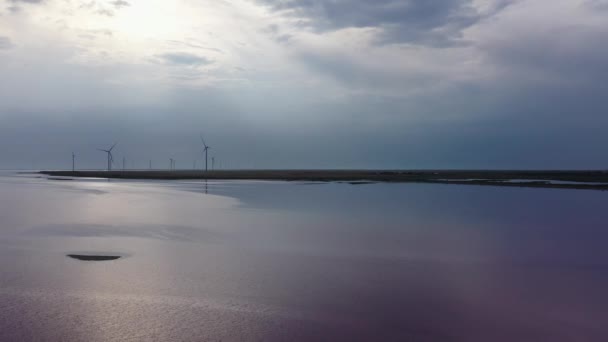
[38,170,608,190]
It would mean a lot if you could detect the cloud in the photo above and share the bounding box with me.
[293,47,434,92]
[96,8,114,16]
[110,0,130,9]
[1,0,608,169]
[586,0,608,10]
[257,0,513,46]
[6,0,44,12]
[481,28,608,87]
[166,40,223,53]
[77,1,129,17]
[473,0,608,91]
[0,36,14,49]
[155,52,213,67]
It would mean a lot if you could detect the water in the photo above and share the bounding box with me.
[0,172,607,341]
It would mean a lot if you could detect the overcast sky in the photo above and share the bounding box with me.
[0,0,607,170]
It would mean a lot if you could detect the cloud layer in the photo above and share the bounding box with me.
[0,36,13,49]
[155,52,212,66]
[258,0,513,46]
[0,0,607,169]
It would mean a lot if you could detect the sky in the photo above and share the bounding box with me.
[0,0,607,170]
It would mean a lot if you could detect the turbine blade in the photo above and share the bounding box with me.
[109,142,117,152]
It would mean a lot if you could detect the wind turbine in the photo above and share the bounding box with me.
[200,135,210,172]
[72,152,75,172]
[169,158,174,170]
[97,143,116,171]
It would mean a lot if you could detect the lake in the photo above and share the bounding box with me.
[0,172,607,341]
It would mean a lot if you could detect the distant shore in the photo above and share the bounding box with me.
[37,169,608,190]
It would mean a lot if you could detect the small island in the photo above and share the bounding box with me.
[67,254,122,261]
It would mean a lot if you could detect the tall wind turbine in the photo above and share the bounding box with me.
[72,152,75,172]
[200,135,210,172]
[97,143,116,171]
[169,158,174,170]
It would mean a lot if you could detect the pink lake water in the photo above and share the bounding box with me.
[0,172,607,341]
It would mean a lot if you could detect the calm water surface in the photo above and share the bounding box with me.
[0,172,607,341]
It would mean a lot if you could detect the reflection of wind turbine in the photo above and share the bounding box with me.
[200,135,210,172]
[97,143,116,171]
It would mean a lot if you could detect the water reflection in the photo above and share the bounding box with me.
[0,173,607,341]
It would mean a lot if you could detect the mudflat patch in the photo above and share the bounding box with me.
[67,254,121,261]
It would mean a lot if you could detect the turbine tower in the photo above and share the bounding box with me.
[200,134,210,172]
[72,152,75,172]
[169,158,174,170]
[97,143,116,171]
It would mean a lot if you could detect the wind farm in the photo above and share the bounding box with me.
[82,135,217,173]
[35,135,608,190]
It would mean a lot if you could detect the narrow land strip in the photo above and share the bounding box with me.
[38,170,608,190]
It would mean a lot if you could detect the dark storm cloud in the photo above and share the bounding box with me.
[258,0,513,46]
[0,36,13,49]
[155,52,213,66]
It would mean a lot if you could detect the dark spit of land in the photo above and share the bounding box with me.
[39,169,608,190]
